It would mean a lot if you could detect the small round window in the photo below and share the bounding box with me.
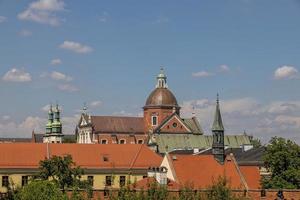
[172,122,177,128]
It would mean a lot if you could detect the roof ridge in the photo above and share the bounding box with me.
[91,115,143,119]
[230,154,249,191]
[129,144,144,170]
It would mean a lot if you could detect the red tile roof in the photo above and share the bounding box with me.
[0,143,162,170]
[169,154,246,189]
[240,166,261,189]
[91,116,144,133]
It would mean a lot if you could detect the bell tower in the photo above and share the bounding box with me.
[212,94,225,164]
[143,68,180,133]
[43,104,64,143]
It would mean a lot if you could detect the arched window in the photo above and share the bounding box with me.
[138,139,144,144]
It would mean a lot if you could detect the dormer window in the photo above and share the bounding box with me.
[151,116,158,126]
[101,139,108,144]
[119,139,126,144]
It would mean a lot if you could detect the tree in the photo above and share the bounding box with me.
[15,180,67,200]
[37,155,90,194]
[262,137,300,189]
[250,137,262,148]
[206,176,237,200]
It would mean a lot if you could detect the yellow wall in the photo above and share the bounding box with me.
[0,173,145,192]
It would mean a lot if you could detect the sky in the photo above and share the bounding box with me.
[0,0,300,144]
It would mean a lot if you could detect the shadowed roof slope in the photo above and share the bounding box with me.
[0,143,162,169]
[91,116,144,133]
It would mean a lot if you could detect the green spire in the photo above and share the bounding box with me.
[156,67,168,88]
[52,104,62,134]
[46,104,53,134]
[212,94,224,132]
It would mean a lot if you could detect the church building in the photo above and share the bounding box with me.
[76,69,252,153]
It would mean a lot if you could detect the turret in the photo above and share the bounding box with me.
[46,104,53,134]
[212,94,225,164]
[52,104,62,134]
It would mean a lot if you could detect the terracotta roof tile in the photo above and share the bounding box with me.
[91,116,144,133]
[0,143,162,169]
[169,154,245,189]
[240,166,261,189]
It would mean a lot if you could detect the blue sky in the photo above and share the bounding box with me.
[0,0,300,143]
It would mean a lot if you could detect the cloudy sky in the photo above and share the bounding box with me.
[0,0,300,144]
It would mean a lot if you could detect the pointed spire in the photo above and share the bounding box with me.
[212,93,224,131]
[82,102,88,114]
[156,67,168,88]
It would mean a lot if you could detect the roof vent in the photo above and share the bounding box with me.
[102,155,109,162]
[172,155,177,160]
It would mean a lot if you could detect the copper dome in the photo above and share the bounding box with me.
[145,88,178,108]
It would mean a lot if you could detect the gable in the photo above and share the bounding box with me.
[156,114,192,133]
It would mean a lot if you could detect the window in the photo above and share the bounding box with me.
[2,176,9,187]
[103,156,109,162]
[119,176,126,187]
[87,176,94,186]
[172,122,178,128]
[21,176,28,186]
[119,139,126,144]
[104,190,109,197]
[137,139,143,144]
[101,139,108,144]
[105,176,112,186]
[151,116,157,126]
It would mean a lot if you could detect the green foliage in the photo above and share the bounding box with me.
[250,137,262,148]
[15,180,67,200]
[262,137,300,189]
[206,176,242,200]
[37,155,84,192]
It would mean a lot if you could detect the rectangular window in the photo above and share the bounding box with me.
[119,176,126,187]
[21,176,28,187]
[119,139,126,144]
[138,139,143,144]
[87,176,94,187]
[151,116,157,126]
[101,139,107,144]
[2,176,9,187]
[105,176,112,186]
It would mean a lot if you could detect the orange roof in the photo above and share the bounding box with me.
[240,166,261,189]
[169,154,245,189]
[0,143,162,170]
[133,177,180,190]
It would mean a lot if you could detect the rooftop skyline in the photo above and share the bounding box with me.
[0,0,300,143]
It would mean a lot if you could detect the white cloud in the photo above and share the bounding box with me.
[2,68,32,82]
[89,101,102,108]
[219,65,230,72]
[58,84,78,92]
[274,65,298,80]
[41,104,50,112]
[18,0,65,26]
[0,16,7,23]
[0,114,79,137]
[59,41,93,54]
[181,98,300,144]
[2,115,11,121]
[51,58,62,65]
[50,71,72,81]
[19,29,32,37]
[192,71,214,78]
[99,11,109,23]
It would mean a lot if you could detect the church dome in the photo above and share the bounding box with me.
[144,68,179,108]
[145,88,178,108]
